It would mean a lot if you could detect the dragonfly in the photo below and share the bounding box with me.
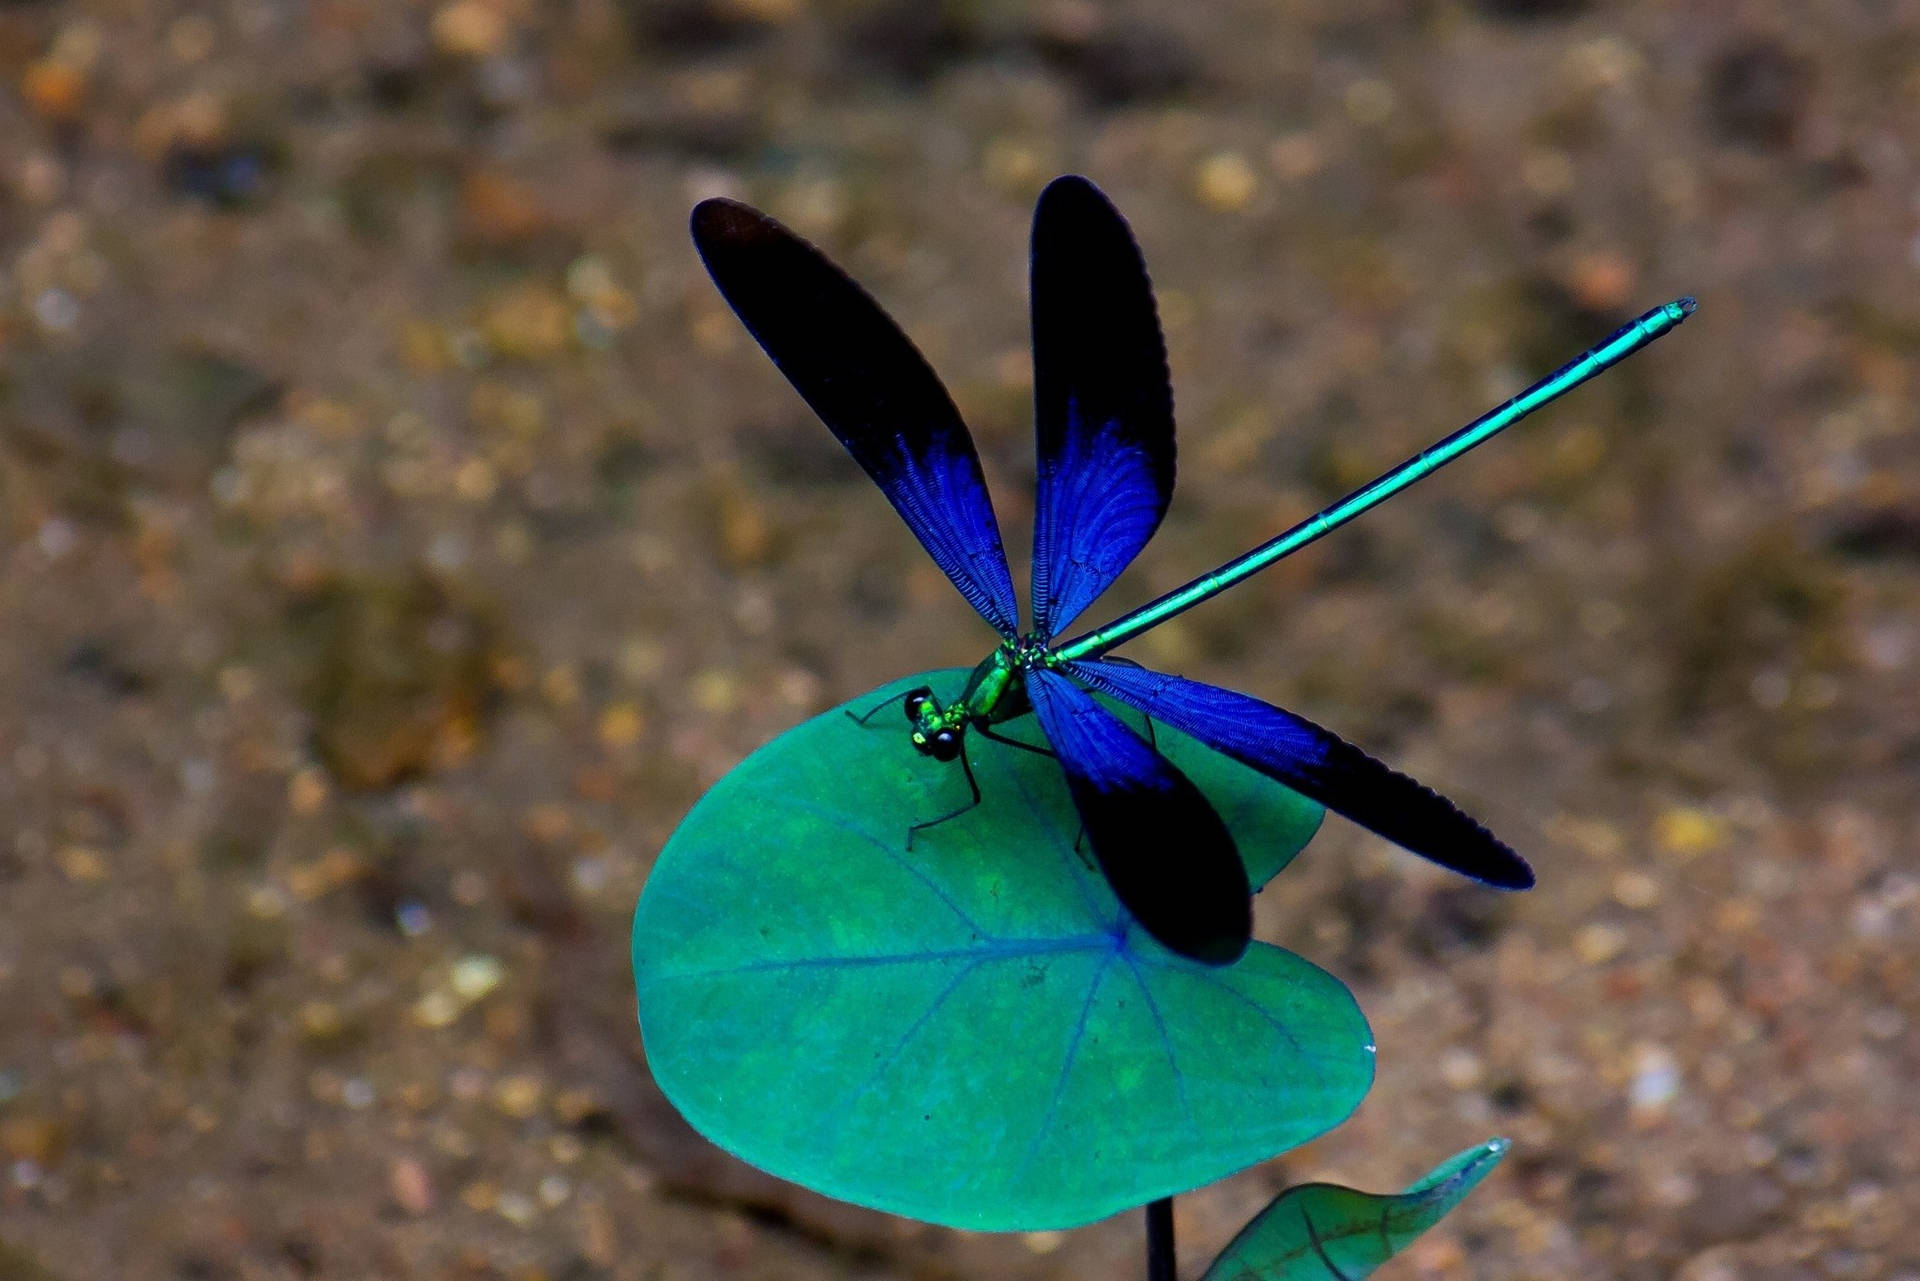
[691,175,1693,966]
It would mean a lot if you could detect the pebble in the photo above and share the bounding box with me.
[1439,1047,1483,1090]
[1566,250,1638,312]
[432,1,510,58]
[450,954,505,1001]
[1574,922,1628,966]
[55,846,107,883]
[458,168,550,248]
[493,1074,544,1119]
[20,60,88,124]
[1628,1043,1680,1117]
[1653,806,1726,856]
[481,284,571,361]
[1612,871,1662,910]
[1194,152,1258,212]
[391,1158,435,1215]
[597,703,644,750]
[0,1116,65,1165]
[496,1189,537,1226]
[414,990,461,1029]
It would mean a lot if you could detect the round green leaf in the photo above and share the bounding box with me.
[633,670,1370,1231]
[1200,1138,1511,1280]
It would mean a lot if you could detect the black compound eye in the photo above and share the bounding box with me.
[928,729,961,762]
[903,687,932,720]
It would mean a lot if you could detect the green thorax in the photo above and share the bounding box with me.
[917,635,1054,739]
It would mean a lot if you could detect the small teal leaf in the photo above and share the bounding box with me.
[1200,1138,1510,1280]
[633,670,1367,1231]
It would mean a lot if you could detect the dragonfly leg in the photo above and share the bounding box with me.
[977,724,1055,758]
[845,688,911,727]
[1070,823,1096,871]
[905,740,983,850]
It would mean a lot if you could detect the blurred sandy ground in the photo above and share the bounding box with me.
[0,0,1916,1278]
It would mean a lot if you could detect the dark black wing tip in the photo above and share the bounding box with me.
[689,197,778,255]
[1037,172,1116,213]
[1484,853,1536,892]
[1183,929,1251,967]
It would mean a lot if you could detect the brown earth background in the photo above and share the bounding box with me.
[1,0,1918,1278]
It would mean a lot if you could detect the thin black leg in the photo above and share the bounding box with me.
[906,740,983,850]
[978,724,1055,758]
[846,688,910,727]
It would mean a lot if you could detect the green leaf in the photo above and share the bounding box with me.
[1200,1138,1510,1280]
[633,670,1369,1231]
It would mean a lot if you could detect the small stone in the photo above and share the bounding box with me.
[1566,250,1637,312]
[298,1001,347,1044]
[716,490,772,568]
[341,1077,376,1110]
[982,137,1047,197]
[1439,1047,1483,1090]
[550,1087,603,1127]
[454,458,498,503]
[0,1116,66,1166]
[457,168,550,249]
[537,1173,571,1208]
[596,703,644,750]
[415,990,460,1028]
[20,60,88,124]
[55,846,108,883]
[1654,807,1726,856]
[1612,871,1661,910]
[496,1189,537,1227]
[1268,132,1323,181]
[396,902,432,937]
[287,768,330,816]
[432,1,509,58]
[450,955,505,1002]
[1573,921,1628,965]
[1629,1043,1680,1117]
[391,1158,434,1215]
[691,670,739,714]
[460,1180,498,1213]
[493,1074,544,1119]
[480,284,571,361]
[1022,1231,1065,1255]
[1194,152,1257,212]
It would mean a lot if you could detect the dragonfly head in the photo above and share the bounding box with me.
[904,686,964,762]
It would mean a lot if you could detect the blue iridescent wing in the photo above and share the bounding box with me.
[1027,668,1251,964]
[692,199,1020,637]
[1066,662,1535,890]
[1028,176,1176,639]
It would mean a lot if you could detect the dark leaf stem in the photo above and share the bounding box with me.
[1147,1197,1175,1281]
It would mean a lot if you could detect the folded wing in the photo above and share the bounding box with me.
[1029,176,1176,639]
[693,199,1020,637]
[1065,662,1535,890]
[1027,668,1251,964]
